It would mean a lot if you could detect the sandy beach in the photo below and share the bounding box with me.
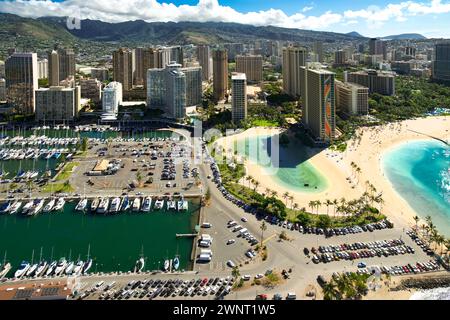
[214,117,450,230]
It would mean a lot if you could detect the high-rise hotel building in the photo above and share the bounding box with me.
[48,48,76,86]
[197,45,212,81]
[113,48,134,92]
[432,42,450,84]
[5,52,38,114]
[300,65,336,142]
[235,55,263,83]
[212,49,228,102]
[231,73,247,123]
[282,46,308,97]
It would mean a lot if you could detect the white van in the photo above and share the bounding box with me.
[286,292,297,300]
[202,222,212,228]
[199,240,211,248]
[198,254,212,262]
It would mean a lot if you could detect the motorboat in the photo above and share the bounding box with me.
[154,199,164,210]
[14,261,30,278]
[167,200,177,211]
[0,201,11,213]
[141,197,152,212]
[132,197,141,212]
[75,198,88,211]
[9,201,22,214]
[173,257,180,271]
[21,200,34,215]
[43,198,56,212]
[97,198,109,214]
[90,198,100,211]
[163,259,170,272]
[120,197,130,211]
[109,197,121,213]
[53,198,65,211]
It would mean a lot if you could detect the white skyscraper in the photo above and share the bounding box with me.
[102,82,123,119]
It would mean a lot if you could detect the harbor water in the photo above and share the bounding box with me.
[0,199,201,277]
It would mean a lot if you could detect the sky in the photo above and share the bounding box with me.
[0,0,450,38]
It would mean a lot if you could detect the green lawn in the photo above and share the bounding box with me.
[251,119,279,127]
[42,182,75,193]
[55,162,79,181]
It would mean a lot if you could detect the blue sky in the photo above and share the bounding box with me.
[0,0,450,38]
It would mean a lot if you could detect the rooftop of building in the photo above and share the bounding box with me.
[36,86,77,92]
[232,72,247,80]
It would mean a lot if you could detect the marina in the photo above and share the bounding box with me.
[0,198,201,279]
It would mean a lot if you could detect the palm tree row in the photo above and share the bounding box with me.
[322,273,369,300]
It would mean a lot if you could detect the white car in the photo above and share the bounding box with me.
[242,275,251,281]
[227,239,236,245]
[227,260,236,268]
[254,274,264,279]
[241,217,248,222]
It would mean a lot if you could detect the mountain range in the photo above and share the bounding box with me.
[0,12,427,49]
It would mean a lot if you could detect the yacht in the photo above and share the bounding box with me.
[53,198,65,211]
[141,197,152,212]
[0,262,11,279]
[35,261,48,277]
[75,198,88,211]
[73,260,84,276]
[26,262,39,277]
[82,259,93,274]
[120,196,131,211]
[173,256,180,271]
[0,201,11,213]
[163,259,170,272]
[43,198,56,213]
[97,198,109,214]
[178,199,188,211]
[65,261,75,275]
[29,199,45,216]
[9,201,22,214]
[22,200,34,215]
[167,199,176,211]
[154,199,164,210]
[134,257,145,273]
[45,261,58,276]
[132,197,141,212]
[109,197,121,213]
[54,258,68,276]
[14,261,30,278]
[90,198,100,211]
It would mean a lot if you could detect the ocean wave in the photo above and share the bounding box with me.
[409,287,450,300]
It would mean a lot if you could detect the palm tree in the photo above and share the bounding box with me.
[322,280,340,300]
[260,221,267,247]
[271,190,278,198]
[246,175,253,188]
[315,200,322,214]
[264,188,271,196]
[332,199,338,217]
[136,170,143,187]
[288,196,294,208]
[253,180,260,192]
[293,203,299,211]
[325,199,332,216]
[308,201,315,213]
[413,216,420,232]
[282,192,290,206]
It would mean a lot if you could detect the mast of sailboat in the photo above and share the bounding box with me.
[30,249,35,265]
[50,246,54,262]
[86,244,91,261]
[39,247,43,263]
[2,251,7,265]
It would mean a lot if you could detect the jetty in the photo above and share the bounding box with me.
[407,129,449,146]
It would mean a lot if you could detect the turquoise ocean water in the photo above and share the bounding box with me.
[383,140,450,236]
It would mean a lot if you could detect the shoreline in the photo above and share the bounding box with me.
[214,117,450,231]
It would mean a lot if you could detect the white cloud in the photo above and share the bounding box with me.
[0,0,449,33]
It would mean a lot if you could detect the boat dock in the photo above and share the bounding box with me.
[176,234,198,238]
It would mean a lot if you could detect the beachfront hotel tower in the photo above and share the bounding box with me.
[432,42,450,84]
[197,45,212,81]
[113,48,134,92]
[300,65,336,143]
[212,49,228,102]
[231,72,247,124]
[5,52,38,114]
[282,46,308,97]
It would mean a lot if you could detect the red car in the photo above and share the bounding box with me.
[200,278,208,286]
[256,294,268,300]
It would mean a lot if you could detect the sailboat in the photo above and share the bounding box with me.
[35,247,48,277]
[75,198,88,211]
[14,261,30,278]
[26,249,38,277]
[53,197,65,211]
[43,198,56,212]
[0,252,11,279]
[90,198,100,212]
[83,244,92,274]
[73,255,84,276]
[120,196,131,211]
